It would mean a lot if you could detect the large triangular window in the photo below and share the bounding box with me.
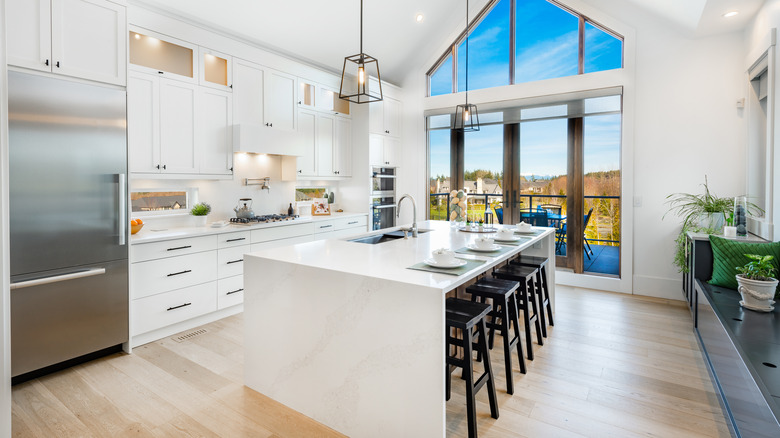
[428,0,623,96]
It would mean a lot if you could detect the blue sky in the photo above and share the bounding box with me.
[429,0,623,181]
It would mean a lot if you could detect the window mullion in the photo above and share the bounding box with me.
[509,0,516,85]
[578,16,585,75]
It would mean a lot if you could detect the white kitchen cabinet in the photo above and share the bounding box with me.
[129,27,197,83]
[132,234,217,263]
[199,47,232,92]
[297,110,318,177]
[128,72,160,174]
[7,0,127,86]
[369,134,399,167]
[317,114,335,177]
[217,246,245,279]
[132,251,217,300]
[217,275,245,310]
[314,215,369,240]
[132,282,217,335]
[369,96,401,137]
[233,58,265,125]
[334,117,352,176]
[197,88,233,175]
[264,68,297,130]
[160,79,198,174]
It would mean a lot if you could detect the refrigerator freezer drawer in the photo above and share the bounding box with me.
[11,260,128,377]
[132,281,217,335]
[132,251,217,300]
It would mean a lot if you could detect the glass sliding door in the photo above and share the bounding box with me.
[428,116,452,220]
[464,124,505,225]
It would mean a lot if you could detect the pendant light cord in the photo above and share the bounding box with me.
[360,0,364,57]
[465,0,469,105]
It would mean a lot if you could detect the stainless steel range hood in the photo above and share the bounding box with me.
[233,124,304,156]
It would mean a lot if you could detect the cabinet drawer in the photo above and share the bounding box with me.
[251,222,314,243]
[314,219,337,234]
[218,275,244,309]
[132,281,217,335]
[132,251,217,299]
[133,235,218,262]
[218,231,251,248]
[218,246,247,279]
[250,235,314,252]
[335,215,367,231]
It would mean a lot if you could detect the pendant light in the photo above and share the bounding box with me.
[453,0,479,131]
[339,0,383,104]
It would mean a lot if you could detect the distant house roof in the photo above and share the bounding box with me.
[132,195,185,211]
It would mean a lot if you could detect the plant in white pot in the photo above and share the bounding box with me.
[735,254,778,312]
[191,202,211,227]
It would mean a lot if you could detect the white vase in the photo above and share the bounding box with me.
[735,275,778,312]
[193,215,208,227]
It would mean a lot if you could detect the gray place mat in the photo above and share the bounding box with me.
[494,237,533,246]
[407,258,487,276]
[455,245,516,257]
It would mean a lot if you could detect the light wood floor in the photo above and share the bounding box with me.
[12,286,731,438]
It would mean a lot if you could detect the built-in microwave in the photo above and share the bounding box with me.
[371,167,396,195]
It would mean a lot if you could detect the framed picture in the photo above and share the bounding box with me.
[312,198,330,216]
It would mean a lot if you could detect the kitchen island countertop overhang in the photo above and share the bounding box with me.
[243,220,556,438]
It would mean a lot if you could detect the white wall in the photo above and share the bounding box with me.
[0,0,11,433]
[399,0,748,300]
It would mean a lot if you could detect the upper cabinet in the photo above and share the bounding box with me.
[232,59,296,131]
[129,28,196,83]
[298,79,351,117]
[199,47,232,92]
[369,96,401,137]
[6,0,127,86]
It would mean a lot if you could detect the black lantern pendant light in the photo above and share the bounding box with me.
[339,0,383,104]
[453,0,479,131]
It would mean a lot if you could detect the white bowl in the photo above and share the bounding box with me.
[497,229,514,239]
[475,238,495,249]
[516,222,532,232]
[432,250,455,264]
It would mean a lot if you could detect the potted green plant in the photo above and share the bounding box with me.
[735,254,778,312]
[191,202,211,227]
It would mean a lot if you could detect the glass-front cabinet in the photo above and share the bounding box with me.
[298,79,351,116]
[199,47,232,92]
[129,28,196,83]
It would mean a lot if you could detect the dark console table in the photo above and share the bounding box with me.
[694,281,780,437]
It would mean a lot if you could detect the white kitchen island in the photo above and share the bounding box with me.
[243,220,556,437]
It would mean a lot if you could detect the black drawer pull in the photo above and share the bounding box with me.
[167,302,191,311]
[167,269,192,277]
[348,221,359,225]
[226,288,243,295]
[226,259,243,264]
[320,224,333,228]
[226,237,246,242]
[167,245,192,251]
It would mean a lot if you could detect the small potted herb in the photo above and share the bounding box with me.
[735,254,778,312]
[191,202,211,227]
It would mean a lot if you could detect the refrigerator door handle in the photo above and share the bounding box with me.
[10,268,107,290]
[118,174,127,246]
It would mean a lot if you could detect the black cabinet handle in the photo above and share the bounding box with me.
[167,245,192,251]
[226,237,246,242]
[163,164,167,170]
[229,84,233,89]
[226,288,243,295]
[226,259,243,264]
[298,169,302,173]
[167,269,192,277]
[298,101,302,104]
[265,123,270,127]
[156,164,160,170]
[320,224,333,229]
[45,59,49,66]
[158,71,164,75]
[348,221,358,225]
[55,61,60,68]
[167,302,191,311]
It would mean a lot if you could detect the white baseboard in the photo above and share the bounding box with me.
[632,275,684,301]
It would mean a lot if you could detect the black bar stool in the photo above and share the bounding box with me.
[511,255,554,336]
[492,264,544,360]
[445,297,499,438]
[465,277,526,395]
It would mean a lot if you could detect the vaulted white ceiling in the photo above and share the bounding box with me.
[133,0,765,84]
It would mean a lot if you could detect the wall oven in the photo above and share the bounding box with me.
[371,167,396,230]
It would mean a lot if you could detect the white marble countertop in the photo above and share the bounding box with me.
[130,211,369,244]
[246,220,555,292]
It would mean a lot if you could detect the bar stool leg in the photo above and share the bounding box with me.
[462,326,478,438]
[518,282,534,361]
[527,277,544,347]
[445,325,452,401]
[534,269,548,338]
[540,265,554,326]
[498,298,515,394]
[507,294,527,374]
[477,318,499,420]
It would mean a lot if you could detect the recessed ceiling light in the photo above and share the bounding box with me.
[416,14,424,23]
[723,11,739,18]
[133,33,140,39]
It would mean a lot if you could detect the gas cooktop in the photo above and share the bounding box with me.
[230,214,301,225]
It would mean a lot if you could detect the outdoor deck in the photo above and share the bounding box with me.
[583,244,620,276]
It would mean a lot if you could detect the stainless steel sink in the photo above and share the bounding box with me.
[348,229,431,245]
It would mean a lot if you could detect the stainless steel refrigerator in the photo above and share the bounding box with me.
[8,71,128,380]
